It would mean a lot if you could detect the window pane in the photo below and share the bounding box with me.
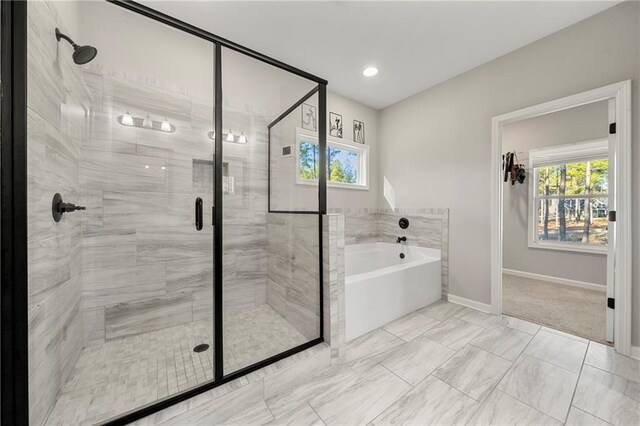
[299,140,320,181]
[299,142,362,185]
[536,197,608,245]
[536,160,608,196]
[327,146,359,184]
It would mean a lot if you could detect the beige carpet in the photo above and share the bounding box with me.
[503,273,608,344]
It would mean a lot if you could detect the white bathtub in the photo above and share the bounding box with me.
[345,242,441,341]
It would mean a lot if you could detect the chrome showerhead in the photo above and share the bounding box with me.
[55,28,97,65]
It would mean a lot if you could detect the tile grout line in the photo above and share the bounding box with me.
[307,401,327,426]
[376,360,415,388]
[484,325,566,422]
[567,406,613,426]
[492,366,566,423]
[491,349,584,423]
[435,344,515,406]
[565,340,590,423]
[468,333,532,364]
[519,351,585,375]
[261,383,278,424]
[584,360,640,384]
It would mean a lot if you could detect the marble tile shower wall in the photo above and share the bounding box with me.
[322,214,346,361]
[79,67,270,346]
[331,208,450,296]
[266,214,321,340]
[26,2,91,424]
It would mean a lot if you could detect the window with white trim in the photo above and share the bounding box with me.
[295,128,369,189]
[528,139,609,254]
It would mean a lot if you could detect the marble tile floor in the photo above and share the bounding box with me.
[45,304,307,425]
[140,300,639,426]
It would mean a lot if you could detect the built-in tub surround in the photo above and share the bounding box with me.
[346,243,442,341]
[322,214,346,361]
[331,208,450,296]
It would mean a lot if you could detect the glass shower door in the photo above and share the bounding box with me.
[220,47,323,375]
[26,2,217,423]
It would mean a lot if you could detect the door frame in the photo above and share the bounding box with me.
[490,80,632,356]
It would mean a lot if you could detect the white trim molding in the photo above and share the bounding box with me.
[631,346,640,361]
[447,294,493,314]
[491,80,632,357]
[502,269,606,293]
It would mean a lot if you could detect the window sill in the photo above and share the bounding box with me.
[296,179,369,191]
[528,240,607,255]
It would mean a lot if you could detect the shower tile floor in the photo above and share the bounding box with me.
[143,301,640,426]
[45,304,307,425]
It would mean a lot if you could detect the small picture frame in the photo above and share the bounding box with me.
[329,112,343,138]
[353,120,365,144]
[301,103,317,132]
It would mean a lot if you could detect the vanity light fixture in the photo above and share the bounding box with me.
[121,110,134,126]
[117,112,176,133]
[362,66,379,77]
[237,132,247,144]
[142,113,153,129]
[161,118,172,132]
[207,129,248,144]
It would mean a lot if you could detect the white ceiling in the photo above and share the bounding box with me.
[141,1,619,110]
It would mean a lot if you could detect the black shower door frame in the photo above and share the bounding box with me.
[0,1,327,425]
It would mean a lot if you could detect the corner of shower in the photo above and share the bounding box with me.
[1,0,328,424]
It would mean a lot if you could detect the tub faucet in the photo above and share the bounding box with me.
[396,236,407,243]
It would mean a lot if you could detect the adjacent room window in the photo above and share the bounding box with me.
[528,140,609,254]
[296,128,369,189]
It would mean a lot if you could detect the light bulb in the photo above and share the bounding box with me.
[237,132,247,144]
[226,131,235,142]
[161,118,171,132]
[142,114,153,128]
[122,110,134,126]
[362,66,379,77]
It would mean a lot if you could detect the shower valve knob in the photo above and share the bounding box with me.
[52,193,85,222]
[60,203,86,213]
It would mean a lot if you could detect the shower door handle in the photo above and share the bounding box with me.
[195,197,203,231]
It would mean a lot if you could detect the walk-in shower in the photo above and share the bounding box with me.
[0,0,327,424]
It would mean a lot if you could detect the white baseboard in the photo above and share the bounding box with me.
[631,345,640,361]
[503,268,606,293]
[447,294,493,314]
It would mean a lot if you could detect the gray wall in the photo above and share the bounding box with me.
[502,101,608,285]
[378,2,640,344]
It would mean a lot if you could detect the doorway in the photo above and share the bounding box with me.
[491,81,632,355]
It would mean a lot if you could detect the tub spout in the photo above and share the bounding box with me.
[396,236,407,243]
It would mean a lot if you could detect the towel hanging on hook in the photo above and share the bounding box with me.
[502,152,526,185]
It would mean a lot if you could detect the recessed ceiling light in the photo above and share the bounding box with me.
[362,66,378,77]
